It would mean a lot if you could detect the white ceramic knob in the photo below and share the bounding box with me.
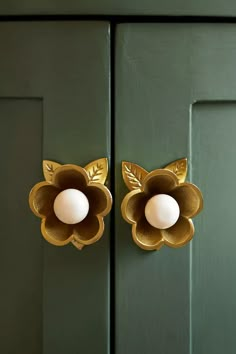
[53,188,89,225]
[144,194,180,229]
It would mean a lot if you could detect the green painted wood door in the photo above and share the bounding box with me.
[115,23,236,354]
[0,22,110,354]
[1,19,236,354]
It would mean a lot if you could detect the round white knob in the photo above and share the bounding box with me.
[144,194,180,229]
[53,188,89,225]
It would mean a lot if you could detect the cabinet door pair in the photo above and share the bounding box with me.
[0,22,236,354]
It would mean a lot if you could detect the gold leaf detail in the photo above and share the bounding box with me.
[43,160,62,183]
[122,161,148,190]
[84,158,108,184]
[164,158,188,183]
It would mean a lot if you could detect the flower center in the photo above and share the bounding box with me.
[144,194,180,229]
[53,188,89,225]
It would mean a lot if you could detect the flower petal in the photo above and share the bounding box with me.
[29,182,59,218]
[143,169,179,196]
[170,183,203,218]
[121,189,148,224]
[162,216,194,248]
[52,164,89,191]
[73,214,104,245]
[132,216,164,251]
[85,183,112,216]
[41,214,73,246]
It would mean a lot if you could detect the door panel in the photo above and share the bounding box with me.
[0,99,43,354]
[0,0,236,16]
[0,22,110,354]
[192,102,236,353]
[115,23,236,354]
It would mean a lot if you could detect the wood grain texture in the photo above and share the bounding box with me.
[0,22,110,354]
[1,0,236,15]
[115,23,236,354]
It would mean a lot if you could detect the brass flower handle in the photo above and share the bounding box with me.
[121,158,203,251]
[29,158,112,250]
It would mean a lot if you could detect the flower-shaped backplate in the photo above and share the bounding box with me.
[121,158,203,251]
[29,158,112,250]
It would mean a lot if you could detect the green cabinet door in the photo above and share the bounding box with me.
[2,20,236,354]
[0,22,110,354]
[115,23,236,354]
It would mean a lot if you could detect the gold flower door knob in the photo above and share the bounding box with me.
[121,158,203,251]
[29,158,112,250]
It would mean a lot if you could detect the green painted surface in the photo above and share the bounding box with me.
[116,23,236,354]
[1,0,236,16]
[0,22,110,354]
[192,103,236,354]
[0,99,43,354]
[2,20,236,354]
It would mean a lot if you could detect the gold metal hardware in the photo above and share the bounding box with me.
[29,158,112,250]
[121,158,203,251]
